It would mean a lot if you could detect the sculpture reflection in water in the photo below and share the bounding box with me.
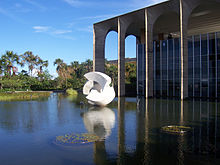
[82,107,116,140]
[83,72,115,106]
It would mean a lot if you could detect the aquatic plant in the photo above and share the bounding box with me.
[66,88,78,96]
[0,91,51,101]
[161,125,191,135]
[54,133,100,145]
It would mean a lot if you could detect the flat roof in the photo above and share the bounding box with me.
[94,0,170,25]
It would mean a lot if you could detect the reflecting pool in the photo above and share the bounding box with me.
[0,93,219,165]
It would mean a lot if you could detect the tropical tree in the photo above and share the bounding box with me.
[105,62,118,87]
[0,51,22,76]
[22,51,39,76]
[38,58,48,75]
[84,59,93,72]
[54,58,64,74]
[54,59,70,88]
[0,59,4,75]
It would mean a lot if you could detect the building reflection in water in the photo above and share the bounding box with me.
[92,98,219,165]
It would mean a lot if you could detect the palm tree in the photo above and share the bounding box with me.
[54,58,69,88]
[0,51,21,76]
[0,59,4,75]
[54,58,64,75]
[37,58,48,75]
[22,51,39,76]
[85,59,93,72]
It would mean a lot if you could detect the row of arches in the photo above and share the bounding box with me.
[93,0,220,98]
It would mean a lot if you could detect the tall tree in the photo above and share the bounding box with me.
[0,51,21,76]
[22,51,39,76]
[54,58,64,75]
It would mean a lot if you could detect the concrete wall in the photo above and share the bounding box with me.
[93,0,220,99]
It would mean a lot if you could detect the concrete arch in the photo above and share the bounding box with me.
[93,18,118,72]
[125,23,143,43]
[183,0,220,18]
[187,0,220,35]
[153,11,180,40]
[147,0,179,26]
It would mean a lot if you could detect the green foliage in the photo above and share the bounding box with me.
[66,88,78,95]
[0,50,137,93]
[0,91,51,101]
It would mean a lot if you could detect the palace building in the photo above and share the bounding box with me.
[93,0,220,99]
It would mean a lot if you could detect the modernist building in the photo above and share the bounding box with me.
[93,0,220,99]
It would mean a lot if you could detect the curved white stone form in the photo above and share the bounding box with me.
[82,107,115,139]
[83,72,115,106]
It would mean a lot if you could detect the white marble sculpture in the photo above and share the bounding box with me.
[83,72,115,106]
[82,107,115,139]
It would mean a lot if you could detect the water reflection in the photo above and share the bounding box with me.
[82,107,115,139]
[93,98,220,165]
[0,101,50,132]
[0,95,219,165]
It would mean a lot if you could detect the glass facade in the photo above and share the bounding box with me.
[137,31,220,99]
[137,44,146,96]
[153,38,181,98]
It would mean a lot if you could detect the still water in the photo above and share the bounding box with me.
[0,93,219,165]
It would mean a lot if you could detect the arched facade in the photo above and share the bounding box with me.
[93,0,220,99]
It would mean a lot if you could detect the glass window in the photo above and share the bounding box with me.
[188,79,193,97]
[194,79,200,97]
[217,79,220,98]
[209,67,216,79]
[209,33,216,55]
[209,80,216,98]
[201,34,207,56]
[217,32,220,54]
[218,61,220,79]
[194,35,200,56]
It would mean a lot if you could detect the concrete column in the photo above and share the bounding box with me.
[93,25,106,73]
[145,9,154,98]
[180,0,189,100]
[118,18,126,97]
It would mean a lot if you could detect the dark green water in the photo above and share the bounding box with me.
[0,93,219,165]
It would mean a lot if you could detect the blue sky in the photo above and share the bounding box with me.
[0,0,165,77]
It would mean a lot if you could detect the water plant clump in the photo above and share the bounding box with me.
[66,88,78,96]
[54,133,100,146]
[161,125,191,135]
[0,91,51,101]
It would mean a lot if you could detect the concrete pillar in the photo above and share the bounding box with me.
[180,0,189,100]
[118,18,126,97]
[145,9,154,98]
[93,25,106,73]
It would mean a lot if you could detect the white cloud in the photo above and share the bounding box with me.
[52,30,72,35]
[0,7,26,23]
[33,26,51,33]
[11,3,31,13]
[32,26,75,40]
[77,25,93,33]
[63,0,82,7]
[25,0,47,11]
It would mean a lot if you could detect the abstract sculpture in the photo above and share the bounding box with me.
[82,107,115,139]
[83,72,115,106]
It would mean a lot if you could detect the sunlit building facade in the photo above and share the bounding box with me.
[93,0,220,99]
